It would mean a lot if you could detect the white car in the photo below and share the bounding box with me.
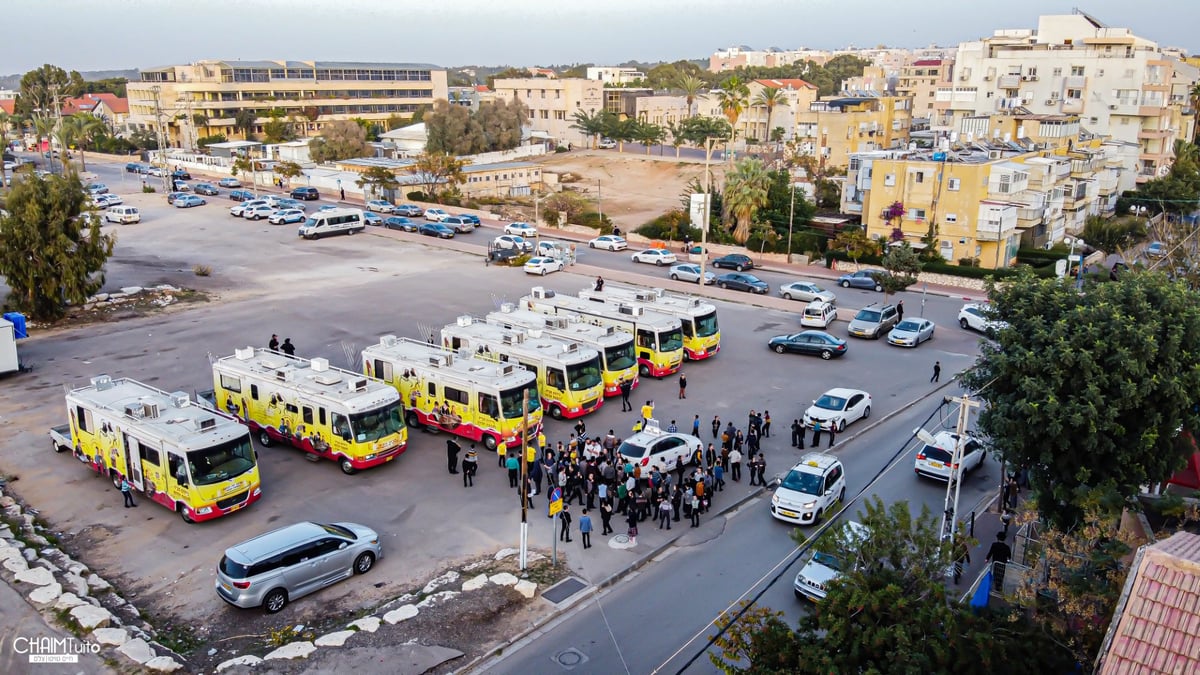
[803,388,871,432]
[524,256,564,276]
[886,318,936,347]
[230,199,268,217]
[260,195,284,208]
[86,183,109,195]
[794,521,870,601]
[504,222,538,237]
[771,453,846,525]
[669,263,715,285]
[616,422,702,471]
[799,301,837,329]
[424,208,449,221]
[914,430,987,481]
[366,200,395,214]
[492,234,534,252]
[91,193,122,207]
[958,303,1007,335]
[598,138,617,149]
[588,235,628,251]
[780,281,836,304]
[536,241,569,257]
[241,204,276,220]
[268,209,306,225]
[631,249,677,266]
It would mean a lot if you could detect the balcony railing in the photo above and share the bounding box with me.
[977,220,1017,241]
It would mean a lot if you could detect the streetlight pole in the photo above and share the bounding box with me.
[787,181,796,260]
[597,179,602,226]
[700,136,717,281]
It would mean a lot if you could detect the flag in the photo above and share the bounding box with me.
[970,569,992,610]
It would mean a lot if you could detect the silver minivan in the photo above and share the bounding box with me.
[215,521,382,613]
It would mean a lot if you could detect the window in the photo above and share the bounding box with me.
[945,213,958,223]
[372,359,393,382]
[1070,66,1084,77]
[445,386,469,405]
[479,393,499,418]
[909,208,927,220]
[1066,89,1082,100]
[220,374,242,393]
[947,178,961,191]
[319,408,327,426]
[140,446,161,466]
[331,413,350,439]
[169,453,187,485]
[75,405,92,433]
[1052,67,1062,77]
[427,381,436,397]
[554,110,565,120]
[884,173,896,186]
[249,384,259,400]
[302,407,314,425]
[548,369,566,389]
[913,171,925,183]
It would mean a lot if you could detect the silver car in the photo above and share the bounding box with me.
[669,263,715,285]
[215,521,382,613]
[780,281,836,304]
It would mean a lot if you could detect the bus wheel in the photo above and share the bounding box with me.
[340,458,357,475]
[406,411,420,428]
[180,506,195,524]
[639,363,650,377]
[258,430,272,447]
[483,434,498,452]
[549,404,564,420]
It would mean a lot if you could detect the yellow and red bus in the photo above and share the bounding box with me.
[578,283,720,361]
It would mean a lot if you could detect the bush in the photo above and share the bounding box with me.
[192,264,212,276]
[635,209,698,241]
[823,248,1058,280]
[407,191,427,201]
[92,135,139,155]
[576,211,613,231]
[958,257,981,267]
[197,135,228,148]
[142,185,157,193]
[555,146,569,153]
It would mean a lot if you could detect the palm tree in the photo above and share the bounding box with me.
[752,87,787,148]
[716,77,750,161]
[674,74,705,118]
[666,120,686,158]
[633,121,665,155]
[722,157,771,243]
[570,110,607,149]
[61,113,106,172]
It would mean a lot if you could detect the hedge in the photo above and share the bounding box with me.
[824,249,1059,280]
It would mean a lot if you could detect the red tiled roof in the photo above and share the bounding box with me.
[61,93,129,116]
[474,85,491,92]
[912,59,944,66]
[0,99,14,115]
[755,78,816,90]
[1098,532,1200,674]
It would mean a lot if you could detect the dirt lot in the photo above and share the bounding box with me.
[537,151,726,231]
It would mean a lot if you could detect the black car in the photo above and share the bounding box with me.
[193,183,220,196]
[171,169,191,180]
[768,331,848,360]
[383,216,417,231]
[291,187,320,201]
[716,272,769,294]
[418,222,456,239]
[228,189,255,202]
[711,253,754,271]
[124,162,143,173]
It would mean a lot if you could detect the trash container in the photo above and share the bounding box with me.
[2,313,27,339]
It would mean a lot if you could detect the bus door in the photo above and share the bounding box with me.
[122,433,144,490]
[545,366,567,408]
[166,452,190,503]
[477,391,500,440]
[636,328,656,362]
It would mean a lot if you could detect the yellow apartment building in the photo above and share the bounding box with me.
[127,60,448,149]
[793,96,912,169]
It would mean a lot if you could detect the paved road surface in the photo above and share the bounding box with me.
[0,579,113,675]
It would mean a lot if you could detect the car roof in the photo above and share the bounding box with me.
[225,521,330,564]
[788,452,841,474]
[807,300,833,309]
[821,387,866,398]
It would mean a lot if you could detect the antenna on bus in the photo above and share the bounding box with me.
[339,340,360,371]
[415,321,438,345]
[206,351,217,365]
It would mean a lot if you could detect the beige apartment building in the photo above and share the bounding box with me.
[793,96,912,169]
[940,13,1197,185]
[126,60,448,148]
[491,77,603,148]
[897,59,952,120]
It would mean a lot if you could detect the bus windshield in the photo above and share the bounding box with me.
[694,311,719,338]
[567,355,603,391]
[658,327,683,352]
[349,400,405,443]
[500,381,541,418]
[604,341,636,371]
[187,435,256,487]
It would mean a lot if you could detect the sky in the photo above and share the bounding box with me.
[2,0,1196,75]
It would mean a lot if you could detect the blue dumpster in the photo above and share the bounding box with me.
[3,313,27,339]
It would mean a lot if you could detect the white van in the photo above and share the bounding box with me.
[105,206,140,224]
[800,300,837,329]
[298,208,364,239]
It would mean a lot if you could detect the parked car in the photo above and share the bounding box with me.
[366,200,395,214]
[669,263,715,285]
[767,331,847,360]
[362,212,383,227]
[173,194,207,208]
[260,195,284,208]
[268,209,306,225]
[780,281,836,304]
[711,253,754,271]
[803,388,872,432]
[215,521,381,613]
[394,204,423,217]
[794,521,870,601]
[441,216,474,233]
[218,177,242,188]
[598,138,617,149]
[290,187,320,201]
[631,249,677,266]
[715,272,769,294]
[418,222,455,238]
[275,198,305,211]
[147,166,164,177]
[846,303,899,339]
[1146,241,1168,258]
[230,199,268,217]
[173,180,191,192]
[837,269,889,292]
[166,191,188,204]
[424,208,449,222]
[886,318,936,347]
[86,183,109,195]
[504,221,537,237]
[958,303,1007,335]
[455,213,481,225]
[492,234,534,252]
[588,235,628,251]
[771,453,846,525]
[383,216,417,231]
[800,301,838,329]
[914,431,987,481]
[228,190,255,202]
[124,162,143,173]
[171,169,191,180]
[193,183,220,196]
[91,193,122,208]
[524,256,565,276]
[242,204,276,220]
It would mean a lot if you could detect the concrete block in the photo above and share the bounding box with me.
[382,604,418,624]
[54,592,88,611]
[118,638,155,664]
[264,641,316,660]
[314,630,355,647]
[14,566,56,586]
[514,579,537,599]
[28,582,62,607]
[92,627,130,646]
[217,655,263,671]
[489,572,519,587]
[69,604,113,630]
[348,616,380,633]
[144,656,184,672]
[461,573,489,592]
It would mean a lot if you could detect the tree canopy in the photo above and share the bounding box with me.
[409,151,466,202]
[355,165,399,199]
[308,120,371,164]
[0,172,116,320]
[880,242,922,294]
[722,157,771,243]
[424,98,527,155]
[961,269,1200,528]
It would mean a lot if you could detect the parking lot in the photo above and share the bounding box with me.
[0,159,986,634]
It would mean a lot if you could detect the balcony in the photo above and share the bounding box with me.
[1064,75,1087,88]
[1070,157,1103,176]
[997,74,1021,89]
[1097,174,1119,195]
[976,220,1018,241]
[1107,100,1139,116]
[1137,127,1171,139]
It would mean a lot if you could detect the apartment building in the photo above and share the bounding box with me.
[709,46,831,73]
[793,95,912,169]
[841,67,894,96]
[126,60,448,148]
[61,93,130,132]
[586,67,646,85]
[896,60,951,120]
[842,115,1118,266]
[491,77,603,148]
[940,12,1197,184]
[740,79,820,142]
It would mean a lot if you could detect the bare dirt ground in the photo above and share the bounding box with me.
[537,151,727,231]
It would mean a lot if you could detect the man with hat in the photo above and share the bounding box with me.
[461,446,478,487]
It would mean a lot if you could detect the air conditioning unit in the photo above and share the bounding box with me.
[1046,100,1057,106]
[1021,75,1031,81]
[1108,104,1117,110]
[983,75,993,81]
[959,74,968,81]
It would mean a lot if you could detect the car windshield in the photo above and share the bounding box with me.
[320,522,356,539]
[186,435,256,487]
[693,311,719,338]
[567,355,603,391]
[811,551,842,570]
[604,340,636,371]
[658,327,683,352]
[896,320,922,331]
[303,217,318,228]
[500,381,541,418]
[815,394,847,411]
[855,309,881,322]
[348,400,404,443]
[742,275,762,283]
[780,469,823,495]
[617,439,649,458]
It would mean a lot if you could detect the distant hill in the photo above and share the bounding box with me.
[0,69,139,92]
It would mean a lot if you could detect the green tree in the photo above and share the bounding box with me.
[676,115,733,149]
[18,64,70,117]
[308,120,370,164]
[424,99,482,155]
[832,225,876,266]
[1081,214,1146,255]
[751,87,786,146]
[961,269,1200,528]
[354,165,400,200]
[233,109,258,140]
[272,161,303,188]
[409,150,466,202]
[665,121,686,158]
[472,98,528,152]
[722,157,771,243]
[569,109,612,149]
[262,109,295,144]
[485,66,530,89]
[0,111,13,188]
[632,121,665,154]
[674,74,706,118]
[60,113,105,172]
[716,76,750,148]
[880,241,922,294]
[0,173,116,320]
[758,170,815,253]
[191,113,210,140]
[544,191,588,225]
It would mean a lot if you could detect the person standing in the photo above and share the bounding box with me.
[600,501,614,535]
[619,378,633,412]
[579,509,593,549]
[713,463,725,492]
[280,338,296,356]
[678,372,687,399]
[689,491,701,528]
[812,420,823,447]
[506,452,520,488]
[339,186,346,200]
[559,505,573,542]
[530,454,543,496]
[268,334,280,351]
[594,276,605,291]
[627,509,640,544]
[658,498,673,530]
[462,448,478,487]
[762,411,771,438]
[791,419,803,448]
[641,400,655,424]
[671,485,683,522]
[952,532,972,584]
[120,477,137,508]
[729,448,742,482]
[827,425,836,449]
[446,438,461,474]
[711,415,721,440]
[931,361,941,383]
[692,415,701,437]
[985,531,1012,591]
[896,300,905,321]
[667,419,678,433]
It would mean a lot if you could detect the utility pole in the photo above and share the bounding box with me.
[941,395,980,543]
[700,136,718,281]
[596,179,602,226]
[787,180,796,259]
[518,388,529,571]
[151,86,171,193]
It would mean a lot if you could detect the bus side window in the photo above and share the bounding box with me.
[302,407,314,425]
[548,369,565,389]
[637,330,653,348]
[374,360,392,382]
[285,404,298,415]
[427,381,436,397]
[319,408,327,426]
[479,393,498,418]
[220,373,242,393]
[332,414,351,440]
[75,405,92,433]
[682,321,694,338]
[141,446,161,466]
[168,454,188,485]
[250,384,259,400]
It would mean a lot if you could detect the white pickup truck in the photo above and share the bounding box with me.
[49,424,72,453]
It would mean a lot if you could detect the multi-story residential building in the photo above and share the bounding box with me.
[492,77,603,148]
[61,93,130,132]
[586,67,646,85]
[709,46,831,73]
[940,12,1197,184]
[841,67,894,96]
[126,60,448,148]
[793,95,912,169]
[634,95,691,128]
[842,114,1118,266]
[897,59,951,120]
[448,85,490,110]
[741,79,820,142]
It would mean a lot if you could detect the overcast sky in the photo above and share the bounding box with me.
[2,0,1195,75]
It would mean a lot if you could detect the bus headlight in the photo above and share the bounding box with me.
[195,506,214,515]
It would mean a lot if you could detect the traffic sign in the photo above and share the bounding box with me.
[548,487,563,516]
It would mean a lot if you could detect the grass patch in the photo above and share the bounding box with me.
[51,608,86,638]
[142,609,203,655]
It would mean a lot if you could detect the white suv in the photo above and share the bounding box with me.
[958,303,1007,335]
[771,453,846,525]
[794,521,870,601]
